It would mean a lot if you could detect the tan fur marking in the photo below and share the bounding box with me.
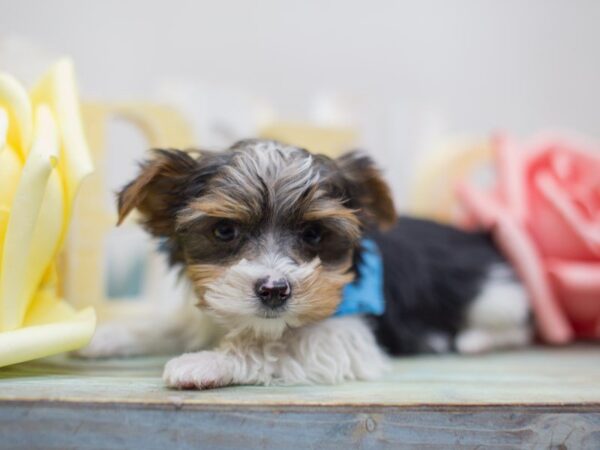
[303,200,361,240]
[183,196,254,222]
[186,264,226,307]
[304,203,358,223]
[292,262,354,323]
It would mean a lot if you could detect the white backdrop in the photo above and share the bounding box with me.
[2,0,600,206]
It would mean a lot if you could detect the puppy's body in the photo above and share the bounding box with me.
[81,140,531,388]
[369,217,530,355]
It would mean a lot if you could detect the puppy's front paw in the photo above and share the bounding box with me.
[74,322,143,358]
[163,351,233,390]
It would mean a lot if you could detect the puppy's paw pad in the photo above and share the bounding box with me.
[163,352,231,390]
[74,322,140,358]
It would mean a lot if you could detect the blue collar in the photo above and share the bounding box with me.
[334,239,385,317]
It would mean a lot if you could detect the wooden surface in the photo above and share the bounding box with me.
[0,346,599,449]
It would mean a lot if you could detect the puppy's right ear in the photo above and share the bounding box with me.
[117,149,199,237]
[336,150,397,230]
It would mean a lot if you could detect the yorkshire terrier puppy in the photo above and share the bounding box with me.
[80,139,531,389]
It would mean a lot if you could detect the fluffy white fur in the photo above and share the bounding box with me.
[163,316,387,388]
[81,262,531,386]
[200,251,322,339]
[455,265,532,354]
[77,296,219,358]
[82,305,388,388]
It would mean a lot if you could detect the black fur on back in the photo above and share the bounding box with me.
[367,216,505,354]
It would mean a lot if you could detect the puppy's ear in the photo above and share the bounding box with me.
[117,149,200,237]
[336,151,396,229]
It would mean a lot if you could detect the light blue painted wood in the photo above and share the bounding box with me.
[1,346,600,407]
[1,405,599,449]
[0,346,599,448]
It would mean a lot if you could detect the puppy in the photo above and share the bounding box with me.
[80,139,531,389]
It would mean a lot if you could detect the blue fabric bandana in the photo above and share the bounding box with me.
[334,238,385,317]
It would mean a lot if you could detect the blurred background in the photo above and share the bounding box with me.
[1,1,599,321]
[3,0,600,204]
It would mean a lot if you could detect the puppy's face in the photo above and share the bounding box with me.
[118,140,395,338]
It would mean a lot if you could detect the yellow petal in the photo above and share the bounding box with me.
[0,208,7,273]
[0,108,23,234]
[0,109,24,279]
[0,143,23,209]
[23,286,74,326]
[25,166,64,297]
[0,73,33,158]
[0,105,60,330]
[0,109,33,324]
[0,289,95,368]
[0,130,19,325]
[0,142,23,278]
[0,107,7,150]
[30,58,93,230]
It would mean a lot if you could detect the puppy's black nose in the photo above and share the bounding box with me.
[255,277,291,308]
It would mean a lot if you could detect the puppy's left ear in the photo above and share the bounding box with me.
[117,149,201,235]
[336,151,396,229]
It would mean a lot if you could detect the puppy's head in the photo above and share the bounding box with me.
[118,139,395,338]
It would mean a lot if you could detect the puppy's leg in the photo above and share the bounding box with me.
[162,350,235,389]
[77,299,218,358]
[456,265,532,354]
[455,327,531,354]
[163,316,388,389]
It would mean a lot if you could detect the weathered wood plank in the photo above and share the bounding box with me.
[0,404,599,449]
[0,346,599,448]
[0,346,599,407]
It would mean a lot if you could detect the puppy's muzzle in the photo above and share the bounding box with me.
[255,277,291,308]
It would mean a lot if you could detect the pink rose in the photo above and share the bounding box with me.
[457,133,600,343]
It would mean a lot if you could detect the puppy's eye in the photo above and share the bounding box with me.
[213,220,239,242]
[301,223,322,246]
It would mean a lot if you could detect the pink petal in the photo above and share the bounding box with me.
[493,133,527,224]
[455,182,501,228]
[547,260,600,324]
[535,172,600,257]
[456,183,574,343]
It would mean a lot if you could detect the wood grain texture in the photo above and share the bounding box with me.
[0,346,599,448]
[1,346,600,407]
[1,405,599,449]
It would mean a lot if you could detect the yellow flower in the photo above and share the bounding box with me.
[0,59,96,367]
